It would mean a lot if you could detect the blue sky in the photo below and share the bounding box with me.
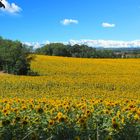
[1,0,140,47]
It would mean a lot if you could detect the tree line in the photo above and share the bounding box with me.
[35,43,140,58]
[35,43,120,58]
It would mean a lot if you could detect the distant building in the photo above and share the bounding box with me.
[114,52,140,58]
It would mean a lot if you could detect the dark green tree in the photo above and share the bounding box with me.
[0,37,33,75]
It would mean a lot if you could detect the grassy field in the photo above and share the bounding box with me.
[0,55,140,139]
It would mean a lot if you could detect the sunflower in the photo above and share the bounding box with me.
[57,112,63,118]
[111,117,120,129]
[21,105,27,110]
[78,117,86,124]
[134,114,139,121]
[22,120,28,125]
[112,117,116,123]
[137,110,140,116]
[86,110,90,114]
[117,111,121,118]
[13,108,18,113]
[58,116,67,123]
[37,107,44,114]
[2,109,8,114]
[15,116,21,122]
[49,120,54,126]
[112,121,120,130]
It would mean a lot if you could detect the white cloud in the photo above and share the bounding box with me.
[61,19,79,25]
[23,39,140,49]
[23,42,42,49]
[102,22,115,28]
[68,39,140,48]
[0,0,21,14]
[23,41,50,49]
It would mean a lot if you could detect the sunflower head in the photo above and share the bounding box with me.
[49,120,54,126]
[58,116,67,123]
[22,120,28,125]
[112,121,120,130]
[15,116,21,122]
[57,112,63,118]
[37,108,44,114]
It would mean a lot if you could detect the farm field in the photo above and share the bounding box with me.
[0,55,140,139]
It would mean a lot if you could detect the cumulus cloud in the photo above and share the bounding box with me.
[23,42,42,49]
[61,19,79,25]
[68,39,140,48]
[1,0,21,14]
[23,41,50,49]
[23,40,140,49]
[102,22,115,28]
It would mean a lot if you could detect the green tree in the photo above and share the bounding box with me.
[0,37,33,75]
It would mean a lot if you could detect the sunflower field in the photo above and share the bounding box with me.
[0,55,140,140]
